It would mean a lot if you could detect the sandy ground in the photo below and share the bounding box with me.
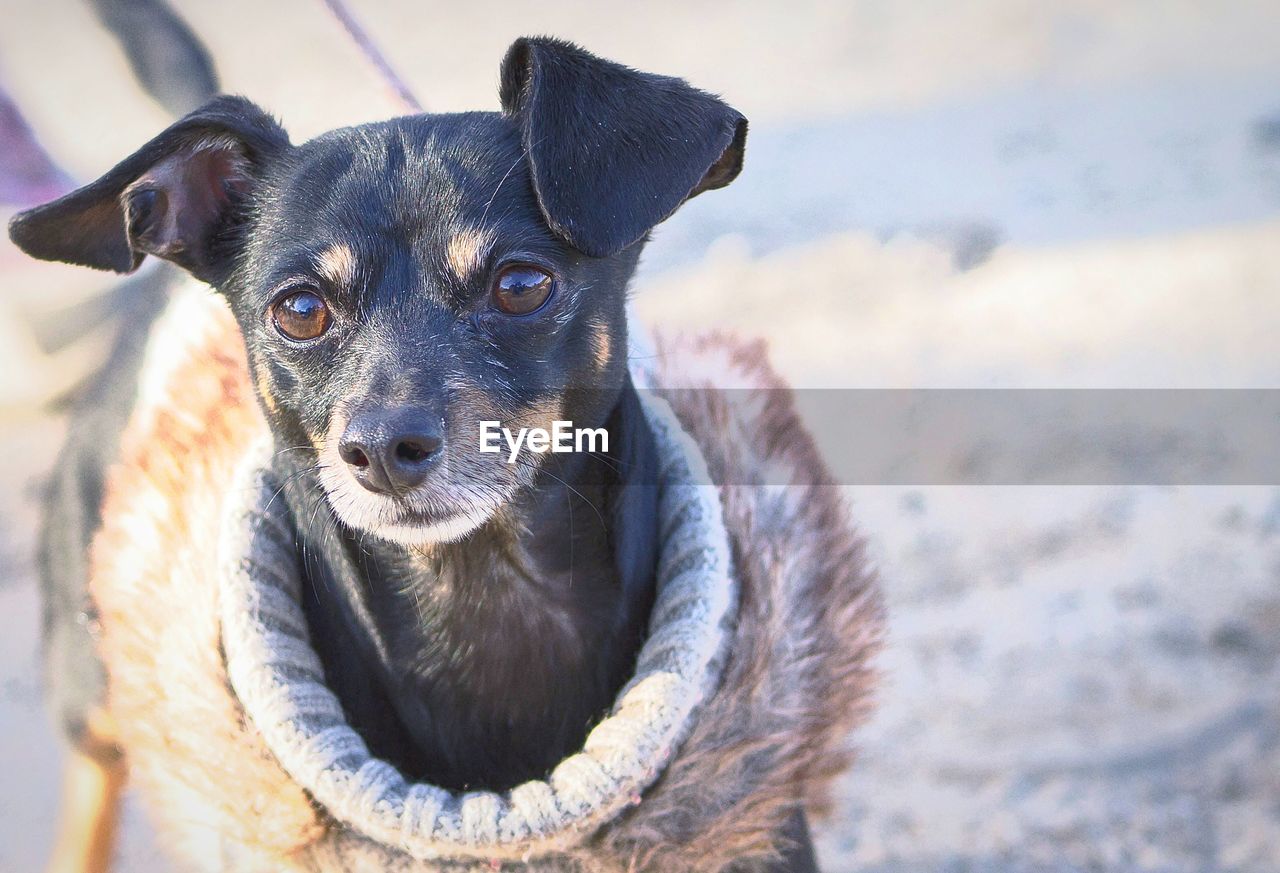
[1,1,1279,870]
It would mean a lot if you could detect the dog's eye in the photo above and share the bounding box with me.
[491,265,553,315]
[272,288,331,341]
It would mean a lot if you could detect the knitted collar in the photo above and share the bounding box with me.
[216,394,736,863]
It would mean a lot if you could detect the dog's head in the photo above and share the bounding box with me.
[10,38,746,546]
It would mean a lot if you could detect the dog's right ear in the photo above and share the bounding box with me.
[499,38,747,258]
[7,96,288,284]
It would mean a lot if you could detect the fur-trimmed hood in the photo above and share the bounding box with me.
[89,285,883,871]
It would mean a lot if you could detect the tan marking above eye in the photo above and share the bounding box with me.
[591,322,612,371]
[446,229,495,281]
[314,243,357,288]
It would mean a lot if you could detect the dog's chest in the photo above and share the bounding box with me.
[334,536,629,790]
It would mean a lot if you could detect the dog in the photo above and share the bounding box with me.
[12,36,825,871]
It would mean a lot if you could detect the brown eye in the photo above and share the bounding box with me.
[272,288,331,340]
[491,265,553,315]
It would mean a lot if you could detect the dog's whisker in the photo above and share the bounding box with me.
[478,146,531,232]
[264,464,322,515]
[510,455,608,530]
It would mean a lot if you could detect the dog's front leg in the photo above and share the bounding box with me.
[45,708,126,873]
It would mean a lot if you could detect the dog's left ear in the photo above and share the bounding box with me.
[8,96,288,284]
[499,37,747,258]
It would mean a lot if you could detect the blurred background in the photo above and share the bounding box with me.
[2,1,1279,870]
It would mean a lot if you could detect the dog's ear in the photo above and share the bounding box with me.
[7,96,288,284]
[499,38,747,258]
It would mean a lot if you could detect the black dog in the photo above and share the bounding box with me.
[13,37,818,870]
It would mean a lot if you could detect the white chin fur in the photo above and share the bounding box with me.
[317,461,505,546]
[357,504,496,546]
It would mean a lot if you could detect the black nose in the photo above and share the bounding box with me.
[338,408,444,494]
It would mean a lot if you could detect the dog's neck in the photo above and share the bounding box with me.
[280,378,659,791]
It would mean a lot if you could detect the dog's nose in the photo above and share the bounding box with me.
[338,408,444,494]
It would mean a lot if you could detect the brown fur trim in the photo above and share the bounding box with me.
[596,334,884,870]
[89,293,883,872]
